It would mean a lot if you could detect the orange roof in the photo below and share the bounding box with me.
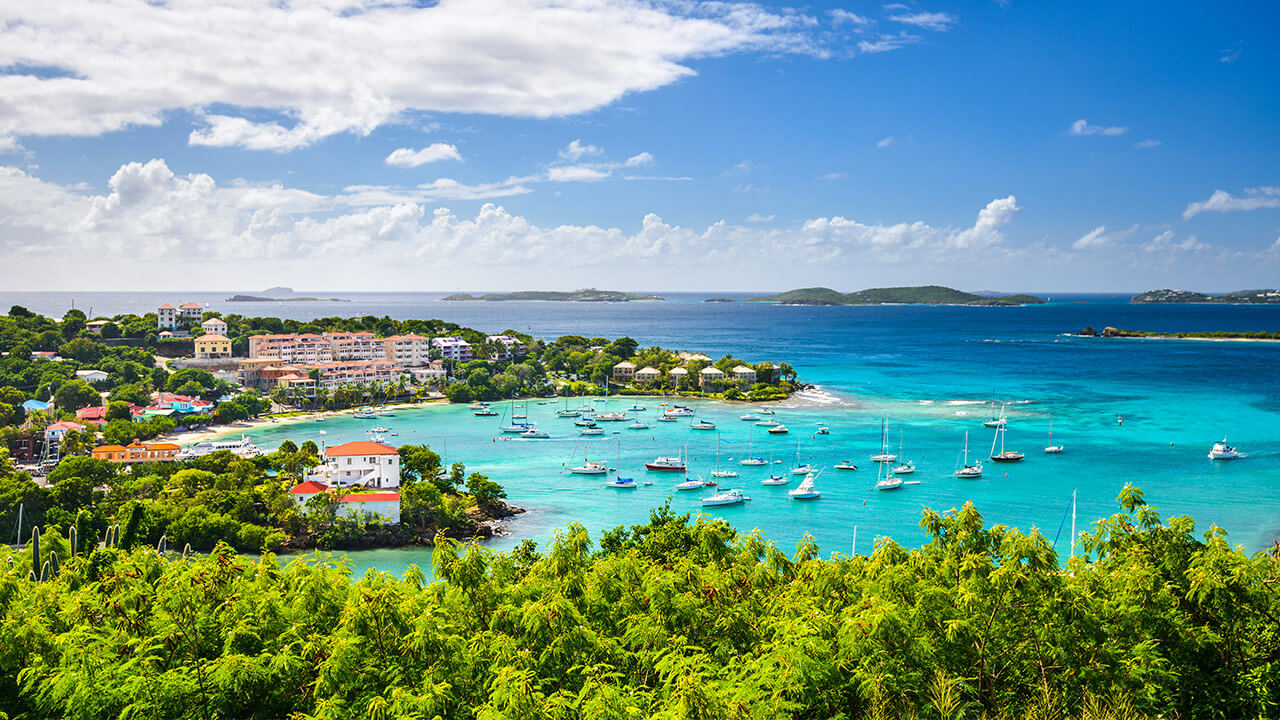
[290,481,330,494]
[338,493,400,502]
[326,440,398,457]
[197,334,230,342]
[180,302,202,309]
[94,444,126,452]
[158,303,176,309]
[149,443,180,450]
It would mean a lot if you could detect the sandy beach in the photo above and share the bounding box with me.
[160,398,450,446]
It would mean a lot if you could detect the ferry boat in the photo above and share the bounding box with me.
[702,488,749,506]
[645,456,686,472]
[1208,440,1245,460]
[176,434,262,460]
[604,477,637,489]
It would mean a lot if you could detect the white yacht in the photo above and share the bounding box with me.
[740,456,768,466]
[664,406,694,417]
[954,431,983,478]
[834,460,858,470]
[556,409,581,418]
[595,412,630,422]
[983,403,1008,428]
[1208,440,1245,460]
[989,426,1025,463]
[519,429,550,439]
[755,419,779,427]
[574,418,597,427]
[761,474,789,486]
[474,408,499,417]
[569,460,609,475]
[740,413,761,421]
[580,428,605,436]
[604,477,637,489]
[690,419,716,430]
[870,417,897,463]
[628,404,646,412]
[767,425,789,435]
[675,478,705,491]
[875,474,904,490]
[353,407,377,419]
[655,415,678,423]
[627,421,649,430]
[1044,421,1063,454]
[788,473,821,499]
[702,488,749,506]
[891,461,915,475]
[177,434,262,460]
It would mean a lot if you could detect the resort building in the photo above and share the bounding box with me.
[679,352,713,364]
[731,365,758,387]
[289,480,401,523]
[431,336,474,361]
[408,361,447,384]
[248,334,335,363]
[612,361,636,383]
[384,334,434,366]
[92,440,181,463]
[324,332,385,362]
[486,335,527,360]
[305,440,401,489]
[75,369,109,384]
[272,360,405,394]
[248,331,441,367]
[194,334,233,359]
[178,302,203,321]
[201,318,228,336]
[669,367,689,386]
[157,303,178,329]
[699,366,726,390]
[635,366,662,384]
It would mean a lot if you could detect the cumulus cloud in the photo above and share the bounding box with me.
[559,140,602,163]
[830,9,872,26]
[887,11,957,31]
[385,144,463,168]
[1183,186,1280,219]
[0,0,829,151]
[1069,119,1128,136]
[1143,230,1209,253]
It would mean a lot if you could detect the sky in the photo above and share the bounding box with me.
[1,0,1278,293]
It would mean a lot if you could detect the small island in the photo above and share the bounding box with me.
[442,289,664,302]
[225,294,349,302]
[1131,288,1280,304]
[745,285,1045,306]
[1079,326,1280,341]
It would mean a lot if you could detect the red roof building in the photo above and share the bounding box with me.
[326,440,399,457]
[289,480,330,495]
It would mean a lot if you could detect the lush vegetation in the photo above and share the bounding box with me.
[1082,326,1280,340]
[1131,288,1280,304]
[443,288,665,302]
[0,441,508,555]
[1,485,1276,719]
[747,285,1045,306]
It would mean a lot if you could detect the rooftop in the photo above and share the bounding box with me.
[326,440,399,457]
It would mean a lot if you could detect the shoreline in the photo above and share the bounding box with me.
[1072,333,1280,344]
[160,398,451,446]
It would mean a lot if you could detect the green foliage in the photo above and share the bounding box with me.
[52,379,99,412]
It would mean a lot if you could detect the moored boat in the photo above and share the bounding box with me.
[701,488,749,506]
[1208,440,1245,460]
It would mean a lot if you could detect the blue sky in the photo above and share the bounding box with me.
[1,0,1278,292]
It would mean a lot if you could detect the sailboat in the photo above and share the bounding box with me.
[890,429,915,474]
[874,458,903,490]
[1044,420,1063,454]
[954,431,983,478]
[870,417,897,463]
[989,426,1024,462]
[983,402,1007,428]
[556,398,580,418]
[710,434,739,478]
[739,426,767,466]
[789,442,813,475]
[568,444,610,474]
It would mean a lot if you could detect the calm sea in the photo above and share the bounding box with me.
[5,290,1278,576]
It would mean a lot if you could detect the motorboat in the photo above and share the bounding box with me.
[369,426,389,433]
[788,473,820,499]
[627,421,649,429]
[520,429,550,439]
[761,474,789,486]
[891,461,915,475]
[569,460,610,475]
[757,408,775,415]
[739,457,768,466]
[815,426,830,435]
[834,460,858,470]
[954,431,983,478]
[474,408,499,416]
[767,425,789,434]
[176,434,262,460]
[1208,440,1245,460]
[702,488,749,506]
[353,407,377,419]
[740,414,761,421]
[755,419,779,427]
[378,408,396,417]
[595,413,630,422]
[604,477,637,489]
[664,405,694,417]
[690,420,716,430]
[989,426,1024,462]
[1044,421,1063,454]
[645,456,687,471]
[581,428,605,436]
[628,404,646,412]
[655,415,678,422]
[675,478,705,491]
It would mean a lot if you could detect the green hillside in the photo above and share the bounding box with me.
[748,285,1045,306]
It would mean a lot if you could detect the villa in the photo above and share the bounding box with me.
[194,334,233,359]
[431,336,474,361]
[731,365,757,387]
[289,480,401,523]
[201,317,228,336]
[157,302,204,329]
[85,320,112,334]
[612,360,636,383]
[699,366,726,390]
[635,366,662,384]
[304,440,401,489]
[75,369,109,384]
[486,335,527,360]
[45,421,86,441]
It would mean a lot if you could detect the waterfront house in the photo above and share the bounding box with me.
[305,440,401,489]
[669,367,689,387]
[384,333,434,366]
[92,440,180,463]
[178,302,203,321]
[194,334,233,359]
[201,317,228,336]
[699,366,726,390]
[635,366,662,385]
[612,361,636,383]
[75,369,109,384]
[289,481,401,523]
[731,365,757,387]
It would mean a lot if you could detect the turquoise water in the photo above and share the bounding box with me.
[9,291,1276,575]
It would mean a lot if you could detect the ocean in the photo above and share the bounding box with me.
[5,290,1278,577]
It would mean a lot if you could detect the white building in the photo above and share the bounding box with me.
[431,336,474,361]
[486,335,526,360]
[201,318,228,336]
[305,440,401,489]
[178,302,203,322]
[289,480,400,523]
[157,303,177,329]
[384,333,434,366]
[75,369,109,384]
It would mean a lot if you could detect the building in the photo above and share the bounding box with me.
[612,361,636,383]
[679,352,713,363]
[157,303,178,329]
[731,365,758,387]
[45,421,86,441]
[305,440,401,489]
[699,366,726,390]
[194,334,233,359]
[324,332,385,361]
[201,318,228,336]
[408,360,447,384]
[75,369,109,384]
[248,334,334,363]
[486,335,527,360]
[85,320,112,335]
[92,440,180,463]
[384,333,434,366]
[635,366,662,384]
[178,302,203,321]
[289,481,401,523]
[669,367,689,386]
[431,336,474,361]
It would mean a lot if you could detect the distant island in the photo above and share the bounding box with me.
[1131,288,1280,304]
[744,285,1046,306]
[225,294,349,302]
[1079,326,1280,342]
[703,297,737,303]
[442,289,664,302]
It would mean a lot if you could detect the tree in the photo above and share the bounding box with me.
[465,472,506,509]
[105,400,133,421]
[99,321,121,339]
[54,380,101,412]
[174,380,206,398]
[165,368,216,393]
[605,336,638,359]
[46,456,117,490]
[109,382,152,406]
[214,401,248,424]
[8,305,33,317]
[398,444,442,486]
[299,440,319,457]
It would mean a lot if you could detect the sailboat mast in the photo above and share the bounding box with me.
[1070,489,1077,560]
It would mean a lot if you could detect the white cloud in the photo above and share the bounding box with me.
[818,172,846,180]
[559,140,602,163]
[0,0,829,151]
[385,144,462,168]
[950,196,1020,249]
[1183,187,1280,219]
[887,11,957,31]
[877,136,894,148]
[1072,225,1110,250]
[1219,43,1243,63]
[746,213,775,222]
[722,159,758,176]
[1143,230,1209,253]
[1134,139,1161,149]
[830,9,872,26]
[547,165,611,183]
[858,32,920,54]
[1069,119,1128,137]
[624,152,654,167]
